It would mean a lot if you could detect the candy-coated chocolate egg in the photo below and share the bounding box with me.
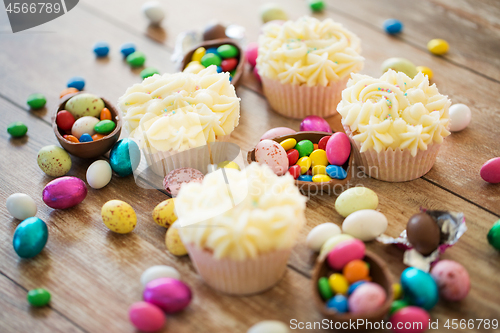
[300,115,332,133]
[143,277,192,313]
[109,139,141,177]
[319,234,354,258]
[427,38,449,55]
[245,42,258,68]
[306,222,341,251]
[348,280,367,295]
[255,140,289,176]
[393,283,403,299]
[383,18,403,34]
[381,57,417,78]
[152,199,177,228]
[481,157,500,184]
[308,0,325,12]
[312,165,326,176]
[59,87,79,99]
[120,43,136,57]
[93,41,109,57]
[129,302,166,332]
[390,299,409,314]
[192,47,206,62]
[66,76,85,91]
[201,53,222,67]
[86,160,112,189]
[310,149,328,167]
[325,165,347,180]
[318,135,331,150]
[297,174,313,182]
[37,145,72,177]
[280,138,296,151]
[7,121,28,137]
[65,93,104,119]
[406,212,440,255]
[488,219,500,250]
[202,22,226,41]
[326,295,348,313]
[328,273,349,295]
[166,222,187,256]
[63,135,79,143]
[312,174,331,183]
[101,200,136,234]
[126,51,146,67]
[416,66,433,80]
[326,132,350,166]
[342,209,388,241]
[296,156,311,174]
[183,62,205,74]
[141,265,181,287]
[401,267,439,310]
[163,168,204,197]
[71,116,99,139]
[335,187,378,217]
[288,165,301,179]
[260,3,288,23]
[295,140,314,158]
[449,103,471,132]
[221,58,238,72]
[317,277,333,300]
[43,177,87,209]
[79,133,93,142]
[260,127,296,140]
[6,193,37,220]
[142,1,165,24]
[99,107,112,121]
[218,161,240,170]
[141,67,160,79]
[430,260,470,301]
[94,120,116,134]
[91,134,105,141]
[247,320,290,333]
[13,217,48,258]
[390,306,429,333]
[349,282,386,314]
[286,149,299,166]
[27,93,46,109]
[27,288,51,307]
[56,110,75,131]
[343,259,369,283]
[217,44,239,59]
[327,239,365,270]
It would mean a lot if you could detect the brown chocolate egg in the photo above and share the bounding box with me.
[202,22,227,41]
[406,213,441,255]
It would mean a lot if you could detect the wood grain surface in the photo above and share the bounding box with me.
[1,0,499,332]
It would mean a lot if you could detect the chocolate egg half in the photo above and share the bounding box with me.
[406,213,440,256]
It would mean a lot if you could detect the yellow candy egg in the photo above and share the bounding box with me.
[427,39,449,55]
[328,273,349,294]
[192,47,206,62]
[165,222,187,256]
[296,156,311,174]
[101,200,137,234]
[183,62,205,74]
[312,165,326,176]
[416,66,433,80]
[393,283,403,299]
[152,199,177,228]
[217,160,240,170]
[280,138,296,151]
[312,174,332,183]
[310,149,328,167]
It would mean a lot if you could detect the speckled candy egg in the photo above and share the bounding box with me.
[260,127,296,141]
[13,217,48,258]
[166,221,187,256]
[342,209,388,241]
[101,200,137,234]
[300,115,332,133]
[430,260,470,301]
[401,267,439,310]
[247,320,290,333]
[163,168,204,197]
[37,145,72,177]
[306,222,341,251]
[42,177,87,209]
[143,277,192,313]
[6,193,37,220]
[71,116,100,139]
[390,306,430,333]
[255,139,289,176]
[152,199,177,228]
[65,93,104,119]
[348,282,387,314]
[86,160,112,189]
[141,265,181,287]
[109,139,141,177]
[129,302,166,332]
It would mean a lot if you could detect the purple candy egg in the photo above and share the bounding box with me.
[300,115,332,133]
[42,176,87,209]
[143,278,192,313]
[163,168,204,197]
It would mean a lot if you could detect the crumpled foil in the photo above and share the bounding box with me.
[377,210,467,272]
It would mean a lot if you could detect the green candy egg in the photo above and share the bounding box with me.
[381,57,418,78]
[27,93,46,109]
[37,145,72,177]
[7,121,28,137]
[487,220,500,251]
[140,67,159,79]
[94,120,116,134]
[27,288,51,307]
[390,299,409,314]
[126,51,146,67]
[65,93,104,119]
[201,53,222,67]
[309,0,325,12]
[317,277,333,300]
[217,44,239,59]
[296,140,314,158]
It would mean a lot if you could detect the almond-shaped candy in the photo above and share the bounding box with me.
[255,139,289,176]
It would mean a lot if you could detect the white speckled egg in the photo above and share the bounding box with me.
[65,93,104,119]
[71,116,100,139]
[248,320,290,333]
[6,193,37,220]
[449,103,471,132]
[141,265,181,287]
[142,1,165,24]
[335,187,379,217]
[342,209,388,241]
[306,222,341,251]
[86,160,112,189]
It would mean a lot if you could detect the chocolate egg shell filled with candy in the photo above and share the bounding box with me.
[406,212,441,256]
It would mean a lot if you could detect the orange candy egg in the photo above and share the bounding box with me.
[92,133,106,141]
[59,88,79,98]
[63,134,79,143]
[100,108,112,121]
[343,259,370,283]
[313,143,318,150]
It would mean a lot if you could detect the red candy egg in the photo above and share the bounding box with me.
[318,135,331,150]
[221,58,238,72]
[288,165,301,179]
[56,110,76,131]
[287,149,299,166]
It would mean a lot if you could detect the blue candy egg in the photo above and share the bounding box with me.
[216,66,223,73]
[326,165,347,180]
[109,138,141,177]
[93,42,110,57]
[79,133,93,142]
[348,280,367,295]
[298,175,313,182]
[13,217,48,258]
[120,43,136,57]
[326,294,348,313]
[67,76,85,91]
[383,19,403,34]
[205,47,218,55]
[401,267,438,310]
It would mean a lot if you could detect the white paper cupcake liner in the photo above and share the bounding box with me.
[261,76,349,119]
[185,244,292,296]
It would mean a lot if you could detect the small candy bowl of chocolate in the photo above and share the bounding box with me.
[53,92,122,159]
[312,239,393,325]
[180,38,245,87]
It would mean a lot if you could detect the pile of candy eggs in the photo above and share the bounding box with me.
[184,43,240,82]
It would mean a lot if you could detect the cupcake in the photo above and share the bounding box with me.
[257,16,364,119]
[338,69,451,182]
[176,162,307,295]
[117,66,240,177]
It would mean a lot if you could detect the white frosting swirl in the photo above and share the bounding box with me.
[338,70,451,156]
[257,16,364,87]
[176,163,307,261]
[117,66,240,152]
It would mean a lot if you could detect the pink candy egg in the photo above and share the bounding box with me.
[260,127,296,141]
[300,115,332,133]
[430,260,470,301]
[480,157,500,184]
[255,139,289,176]
[143,278,192,313]
[348,282,386,314]
[245,42,258,68]
[42,176,87,209]
[390,306,430,333]
[129,301,165,332]
[326,132,351,166]
[327,239,365,270]
[163,168,204,197]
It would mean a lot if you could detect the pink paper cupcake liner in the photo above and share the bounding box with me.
[261,76,349,119]
[185,244,292,296]
[343,125,442,182]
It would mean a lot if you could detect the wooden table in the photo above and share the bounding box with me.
[1,1,499,332]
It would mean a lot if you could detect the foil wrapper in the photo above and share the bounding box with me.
[377,210,467,272]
